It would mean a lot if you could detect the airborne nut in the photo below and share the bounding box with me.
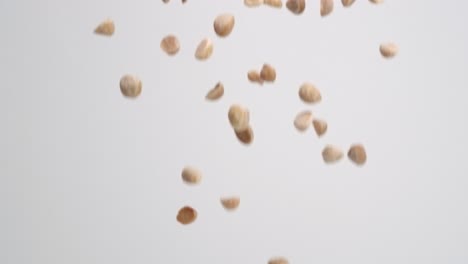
[294,110,313,132]
[206,82,224,100]
[235,126,254,145]
[160,35,180,55]
[247,70,264,84]
[94,19,115,36]
[320,0,334,17]
[214,14,235,37]
[322,145,344,163]
[244,0,264,7]
[264,0,283,8]
[342,0,356,7]
[195,38,213,60]
[181,166,202,184]
[379,42,398,58]
[228,104,250,132]
[220,196,240,210]
[299,83,322,103]
[286,0,306,14]
[176,206,197,225]
[312,119,328,136]
[119,74,142,98]
[260,64,276,82]
[348,144,367,165]
[369,0,383,4]
[268,257,289,264]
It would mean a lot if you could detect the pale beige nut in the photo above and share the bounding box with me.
[245,0,264,7]
[294,110,313,132]
[299,83,322,103]
[94,19,115,36]
[205,82,224,101]
[322,145,344,163]
[379,42,398,58]
[247,70,264,85]
[214,14,235,37]
[195,38,213,60]
[260,64,276,82]
[342,0,356,7]
[264,0,283,8]
[320,0,334,17]
[176,206,197,225]
[312,119,328,136]
[119,74,142,98]
[235,125,254,145]
[286,0,306,14]
[348,144,367,165]
[220,196,240,210]
[369,0,383,4]
[228,104,250,132]
[160,35,180,56]
[268,257,289,264]
[181,166,202,184]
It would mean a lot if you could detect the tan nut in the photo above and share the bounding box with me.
[294,110,313,132]
[268,257,289,264]
[286,0,306,14]
[299,83,322,103]
[322,145,344,163]
[228,104,250,132]
[260,64,276,82]
[320,0,334,17]
[119,74,142,98]
[160,35,180,56]
[264,0,283,8]
[342,0,356,7]
[181,166,202,184]
[369,0,383,4]
[94,19,115,36]
[220,196,240,210]
[379,42,398,58]
[244,0,264,7]
[176,206,197,225]
[214,14,235,37]
[195,38,213,60]
[247,70,264,85]
[348,144,367,165]
[205,82,224,101]
[235,125,254,145]
[312,119,328,136]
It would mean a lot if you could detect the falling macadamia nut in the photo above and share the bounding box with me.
[348,144,367,165]
[195,38,213,60]
[342,0,356,7]
[205,82,224,100]
[268,257,289,264]
[160,35,180,56]
[228,104,250,132]
[181,166,202,184]
[299,83,322,103]
[235,125,254,145]
[245,0,264,7]
[264,0,283,8]
[286,0,306,14]
[379,42,398,58]
[312,119,328,136]
[220,196,240,210]
[294,110,313,132]
[369,0,383,4]
[120,74,142,98]
[260,64,276,82]
[176,206,197,225]
[322,145,344,163]
[247,70,264,85]
[94,19,115,36]
[214,14,235,37]
[320,0,334,17]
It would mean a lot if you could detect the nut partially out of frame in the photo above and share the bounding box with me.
[286,0,306,14]
[320,0,334,17]
[119,74,142,98]
[299,82,322,103]
[94,19,115,36]
[322,145,344,164]
[369,0,383,4]
[220,196,240,210]
[195,38,213,60]
[214,14,235,37]
[176,206,197,225]
[341,0,356,7]
[244,0,264,7]
[268,257,289,264]
[235,126,254,145]
[379,42,398,58]
[181,166,202,184]
[206,82,224,100]
[264,0,283,8]
[228,104,250,132]
[294,110,313,132]
[260,64,276,82]
[160,35,180,56]
[348,144,367,165]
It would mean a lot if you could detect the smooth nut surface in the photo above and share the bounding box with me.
[260,64,276,82]
[299,83,322,103]
[228,104,250,132]
[268,257,289,264]
[120,74,142,98]
[94,19,115,36]
[247,70,264,84]
[206,82,224,100]
[342,0,356,7]
[160,35,180,55]
[379,42,398,58]
[286,0,306,14]
[235,125,254,145]
[195,38,213,60]
[294,110,313,132]
[312,119,328,136]
[320,0,334,17]
[214,14,235,37]
[322,145,344,163]
[244,0,264,7]
[176,206,197,225]
[348,144,367,165]
[220,196,240,210]
[264,0,283,8]
[369,0,383,3]
[181,166,202,184]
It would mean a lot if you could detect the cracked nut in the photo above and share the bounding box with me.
[119,74,142,98]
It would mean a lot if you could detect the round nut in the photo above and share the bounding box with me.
[299,83,322,103]
[176,206,197,225]
[348,144,367,165]
[220,196,240,210]
[286,0,306,14]
[260,64,276,82]
[379,42,398,58]
[181,166,202,184]
[160,35,180,55]
[248,70,264,84]
[294,110,313,132]
[322,145,344,164]
[119,74,142,98]
[213,14,235,37]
